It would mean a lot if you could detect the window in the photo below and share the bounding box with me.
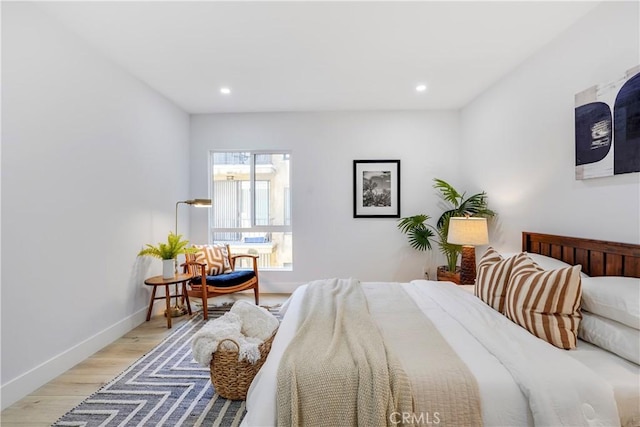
[210,151,292,270]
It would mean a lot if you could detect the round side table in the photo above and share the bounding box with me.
[144,273,193,328]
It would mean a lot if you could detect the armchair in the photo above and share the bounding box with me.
[183,244,259,320]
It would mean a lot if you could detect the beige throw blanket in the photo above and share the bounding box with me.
[276,278,413,427]
[364,283,482,426]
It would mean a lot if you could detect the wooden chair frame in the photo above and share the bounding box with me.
[183,246,260,320]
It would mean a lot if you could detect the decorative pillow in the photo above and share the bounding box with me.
[579,311,640,365]
[505,253,583,349]
[581,276,640,329]
[475,247,516,313]
[190,244,232,276]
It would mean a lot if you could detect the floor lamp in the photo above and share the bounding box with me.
[175,198,212,235]
[170,198,212,317]
[447,217,488,285]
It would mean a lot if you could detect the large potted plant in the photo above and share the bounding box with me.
[138,232,197,278]
[397,178,495,283]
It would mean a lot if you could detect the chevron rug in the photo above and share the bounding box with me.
[53,305,280,427]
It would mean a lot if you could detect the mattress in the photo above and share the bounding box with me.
[243,281,639,427]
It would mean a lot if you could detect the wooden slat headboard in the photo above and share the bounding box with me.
[522,232,640,278]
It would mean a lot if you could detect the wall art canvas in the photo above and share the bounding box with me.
[575,66,640,179]
[353,160,400,218]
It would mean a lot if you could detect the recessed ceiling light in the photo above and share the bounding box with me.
[220,87,231,95]
[416,84,427,92]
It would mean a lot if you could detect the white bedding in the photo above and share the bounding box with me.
[568,340,640,427]
[243,281,638,427]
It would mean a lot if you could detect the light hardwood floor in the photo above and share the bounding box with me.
[1,314,192,426]
[1,294,288,426]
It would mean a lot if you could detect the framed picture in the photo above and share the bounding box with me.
[353,159,400,218]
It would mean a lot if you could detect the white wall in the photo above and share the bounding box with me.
[460,1,640,253]
[1,3,190,408]
[190,111,462,291]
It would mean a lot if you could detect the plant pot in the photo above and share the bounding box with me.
[437,265,461,285]
[162,259,175,279]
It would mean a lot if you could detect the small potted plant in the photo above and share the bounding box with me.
[398,178,495,283]
[138,232,197,278]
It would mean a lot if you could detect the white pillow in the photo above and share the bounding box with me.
[579,311,640,364]
[581,276,640,329]
[502,252,589,278]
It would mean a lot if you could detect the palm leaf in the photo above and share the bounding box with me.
[397,214,431,234]
[408,226,435,251]
[436,209,456,230]
[138,232,197,260]
[433,178,462,206]
[457,192,485,214]
[397,215,436,251]
[432,226,461,271]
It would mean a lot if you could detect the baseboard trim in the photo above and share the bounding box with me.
[1,284,301,410]
[259,281,302,294]
[0,307,148,410]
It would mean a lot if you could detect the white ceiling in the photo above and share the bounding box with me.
[35,1,600,114]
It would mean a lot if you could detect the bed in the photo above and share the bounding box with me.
[242,232,640,427]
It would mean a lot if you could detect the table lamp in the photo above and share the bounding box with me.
[447,217,489,285]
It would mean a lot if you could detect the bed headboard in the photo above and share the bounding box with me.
[522,232,640,278]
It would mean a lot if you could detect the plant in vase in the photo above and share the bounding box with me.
[138,232,197,279]
[397,178,495,283]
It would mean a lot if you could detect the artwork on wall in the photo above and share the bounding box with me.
[353,159,400,218]
[575,66,640,180]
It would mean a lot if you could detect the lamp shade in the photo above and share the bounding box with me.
[184,199,212,207]
[447,217,489,246]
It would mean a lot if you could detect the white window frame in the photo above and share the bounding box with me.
[208,150,292,271]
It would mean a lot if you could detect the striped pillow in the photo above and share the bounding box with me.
[189,244,232,276]
[475,247,516,313]
[505,253,582,349]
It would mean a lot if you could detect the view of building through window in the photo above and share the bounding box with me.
[210,151,292,270]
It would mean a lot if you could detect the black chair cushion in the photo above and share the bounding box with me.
[191,270,256,288]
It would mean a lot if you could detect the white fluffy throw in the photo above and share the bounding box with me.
[191,301,278,366]
[230,300,280,341]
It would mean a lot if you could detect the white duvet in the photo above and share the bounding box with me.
[243,281,622,427]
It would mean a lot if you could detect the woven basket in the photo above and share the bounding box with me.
[210,329,277,400]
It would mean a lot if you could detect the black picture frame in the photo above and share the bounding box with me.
[353,159,400,218]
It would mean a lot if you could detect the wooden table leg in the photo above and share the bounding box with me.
[165,285,172,329]
[182,282,192,315]
[173,283,180,308]
[146,285,157,321]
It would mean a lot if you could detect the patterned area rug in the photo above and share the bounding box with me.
[54,305,281,427]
